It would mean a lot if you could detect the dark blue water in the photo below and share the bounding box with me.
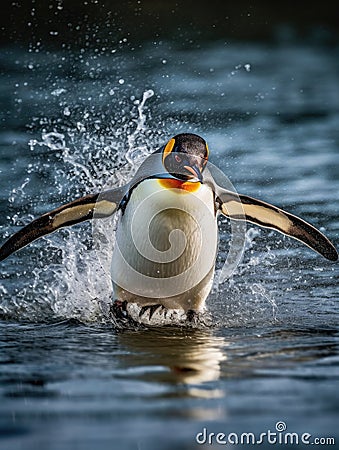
[0,40,338,449]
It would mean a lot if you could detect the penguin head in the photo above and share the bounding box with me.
[162,133,209,182]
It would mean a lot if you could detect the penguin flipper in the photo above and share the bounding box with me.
[217,190,338,262]
[0,187,124,261]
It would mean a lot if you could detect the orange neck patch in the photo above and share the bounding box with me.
[158,178,201,193]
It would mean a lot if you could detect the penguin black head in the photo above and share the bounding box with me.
[162,133,209,182]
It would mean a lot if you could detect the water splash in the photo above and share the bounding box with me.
[125,89,155,164]
[0,89,158,323]
[8,178,31,204]
[212,227,280,327]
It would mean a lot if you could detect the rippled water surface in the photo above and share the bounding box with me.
[0,40,338,449]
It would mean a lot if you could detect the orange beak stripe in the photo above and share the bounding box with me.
[162,138,175,165]
[183,165,200,178]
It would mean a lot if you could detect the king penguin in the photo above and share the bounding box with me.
[0,133,337,321]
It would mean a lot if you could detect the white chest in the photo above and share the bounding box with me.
[111,179,218,300]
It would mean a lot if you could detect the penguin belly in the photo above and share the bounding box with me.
[111,179,218,311]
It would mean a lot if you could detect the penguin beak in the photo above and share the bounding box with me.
[183,164,203,182]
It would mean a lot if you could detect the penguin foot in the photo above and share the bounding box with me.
[139,304,166,320]
[110,300,144,330]
[111,300,128,319]
[186,309,199,324]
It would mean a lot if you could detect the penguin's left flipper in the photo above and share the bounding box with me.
[217,190,338,262]
[0,187,126,262]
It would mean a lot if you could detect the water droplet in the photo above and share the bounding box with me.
[143,89,154,99]
[42,132,66,150]
[77,122,86,132]
[51,88,66,96]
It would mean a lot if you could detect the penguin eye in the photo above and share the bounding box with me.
[175,155,182,163]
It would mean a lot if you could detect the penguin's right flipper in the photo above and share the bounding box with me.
[0,187,126,261]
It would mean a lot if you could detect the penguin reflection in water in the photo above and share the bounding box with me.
[0,134,337,325]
